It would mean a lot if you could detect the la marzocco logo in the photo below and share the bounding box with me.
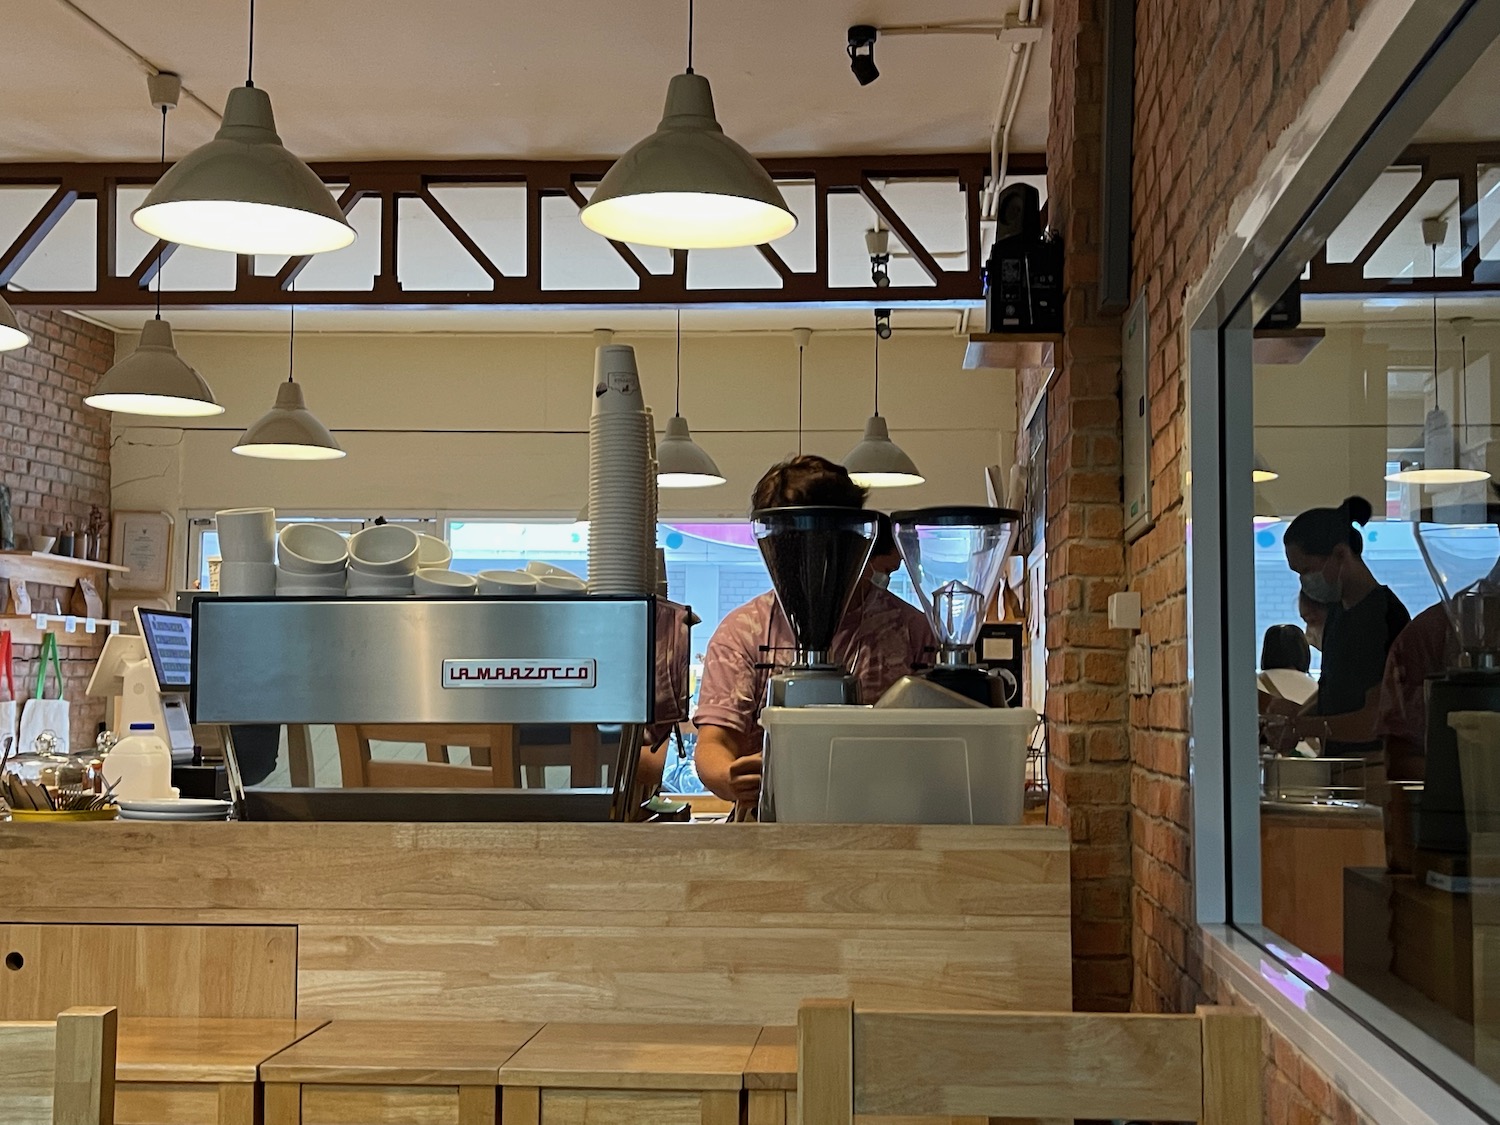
[441,659,597,689]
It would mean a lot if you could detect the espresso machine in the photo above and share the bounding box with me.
[1414,517,1500,852]
[892,506,1021,706]
[751,506,879,708]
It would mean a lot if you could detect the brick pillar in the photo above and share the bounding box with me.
[1043,0,1133,1012]
[0,310,115,738]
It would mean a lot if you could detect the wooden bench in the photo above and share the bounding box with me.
[499,1022,760,1125]
[797,999,1262,1125]
[261,1019,541,1125]
[0,1005,116,1125]
[115,1017,324,1125]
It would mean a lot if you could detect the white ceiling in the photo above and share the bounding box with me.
[6,0,1051,162]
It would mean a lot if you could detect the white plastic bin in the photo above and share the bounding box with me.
[761,705,1039,825]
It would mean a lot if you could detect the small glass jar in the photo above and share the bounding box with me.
[1,743,104,813]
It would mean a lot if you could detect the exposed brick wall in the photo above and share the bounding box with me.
[1042,0,1134,1013]
[0,309,114,738]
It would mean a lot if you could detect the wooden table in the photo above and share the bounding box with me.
[115,1017,325,1125]
[499,1022,760,1125]
[261,1019,541,1125]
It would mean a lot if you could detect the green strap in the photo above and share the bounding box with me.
[34,633,62,699]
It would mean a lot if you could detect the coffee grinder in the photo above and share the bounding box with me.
[751,505,879,708]
[892,506,1021,706]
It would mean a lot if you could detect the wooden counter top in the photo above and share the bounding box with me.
[261,1020,542,1085]
[117,1017,327,1083]
[1,822,1071,1026]
[1260,801,1383,830]
[498,1023,762,1091]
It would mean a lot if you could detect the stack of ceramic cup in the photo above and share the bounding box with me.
[215,508,276,596]
[347,525,419,597]
[276,523,348,596]
[588,344,654,595]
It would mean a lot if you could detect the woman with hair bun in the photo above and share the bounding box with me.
[1274,496,1410,776]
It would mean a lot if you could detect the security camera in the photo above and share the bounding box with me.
[865,229,891,288]
[874,308,893,339]
[847,25,879,85]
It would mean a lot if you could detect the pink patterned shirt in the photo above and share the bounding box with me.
[692,584,935,747]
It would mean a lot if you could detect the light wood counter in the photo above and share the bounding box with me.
[114,1016,325,1125]
[0,822,1072,1026]
[1261,802,1384,970]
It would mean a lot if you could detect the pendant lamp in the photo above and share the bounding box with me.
[1252,452,1278,483]
[844,310,924,488]
[234,298,344,460]
[0,294,28,352]
[656,311,725,487]
[90,98,223,418]
[580,0,796,249]
[133,1,354,256]
[1385,220,1489,486]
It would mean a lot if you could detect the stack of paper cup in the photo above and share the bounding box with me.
[588,345,652,595]
[215,507,276,596]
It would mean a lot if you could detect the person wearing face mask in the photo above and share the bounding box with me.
[1298,591,1328,654]
[867,513,903,590]
[1277,496,1410,772]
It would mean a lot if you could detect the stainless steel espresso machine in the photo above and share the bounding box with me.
[190,594,691,821]
[892,506,1021,706]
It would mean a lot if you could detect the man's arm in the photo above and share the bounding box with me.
[694,724,762,804]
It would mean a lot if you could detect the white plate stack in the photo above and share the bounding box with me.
[588,345,653,595]
[118,797,231,822]
[215,508,276,596]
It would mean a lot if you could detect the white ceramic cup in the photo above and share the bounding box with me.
[535,574,588,596]
[278,524,348,574]
[415,568,478,596]
[348,525,420,575]
[416,534,453,569]
[216,508,277,562]
[477,570,538,596]
[219,560,275,596]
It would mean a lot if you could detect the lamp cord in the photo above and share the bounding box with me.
[1432,242,1441,418]
[797,342,805,456]
[154,105,167,321]
[686,0,694,73]
[247,0,256,86]
[287,282,296,384]
[1460,328,1469,451]
[873,325,881,417]
[674,308,682,417]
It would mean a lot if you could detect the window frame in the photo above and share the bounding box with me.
[1184,0,1500,1121]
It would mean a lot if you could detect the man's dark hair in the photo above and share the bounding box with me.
[872,512,896,556]
[751,455,868,512]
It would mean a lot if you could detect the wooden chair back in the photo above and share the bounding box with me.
[0,1006,117,1125]
[336,723,522,788]
[796,999,1261,1125]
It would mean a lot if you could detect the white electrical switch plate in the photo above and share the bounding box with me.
[1108,591,1142,631]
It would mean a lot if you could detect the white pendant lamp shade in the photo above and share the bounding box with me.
[86,319,223,417]
[0,294,28,352]
[133,86,354,256]
[844,415,924,488]
[1385,407,1490,484]
[581,73,796,250]
[1252,451,1278,483]
[233,381,345,460]
[657,414,726,488]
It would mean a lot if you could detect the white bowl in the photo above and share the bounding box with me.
[219,560,275,596]
[276,585,346,598]
[31,535,57,554]
[348,525,420,575]
[278,524,348,574]
[535,574,588,596]
[216,508,276,562]
[477,570,538,596]
[414,568,477,596]
[417,534,453,569]
[277,565,344,591]
[524,561,578,580]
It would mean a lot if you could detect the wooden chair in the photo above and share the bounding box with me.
[796,999,1261,1125]
[0,1006,117,1125]
[336,724,522,788]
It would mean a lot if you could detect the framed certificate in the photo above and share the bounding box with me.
[110,510,173,594]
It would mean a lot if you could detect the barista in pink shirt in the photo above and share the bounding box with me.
[692,457,933,808]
